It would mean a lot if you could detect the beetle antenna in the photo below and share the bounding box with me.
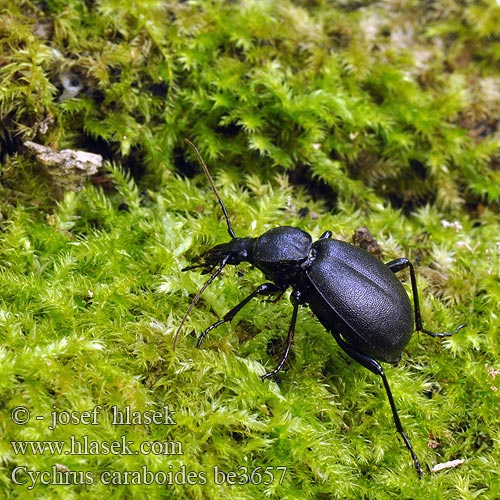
[173,254,231,351]
[184,139,236,239]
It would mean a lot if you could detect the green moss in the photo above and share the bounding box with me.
[1,1,499,499]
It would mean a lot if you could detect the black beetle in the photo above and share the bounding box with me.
[174,139,465,477]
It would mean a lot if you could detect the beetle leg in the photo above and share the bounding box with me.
[319,230,332,239]
[196,282,284,347]
[386,258,466,337]
[331,330,424,478]
[174,253,231,350]
[261,289,301,381]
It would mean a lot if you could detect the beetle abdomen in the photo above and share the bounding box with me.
[304,239,414,363]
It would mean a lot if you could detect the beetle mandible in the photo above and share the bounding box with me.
[174,139,466,478]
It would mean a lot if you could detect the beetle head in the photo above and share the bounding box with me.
[174,238,255,350]
[183,237,254,275]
